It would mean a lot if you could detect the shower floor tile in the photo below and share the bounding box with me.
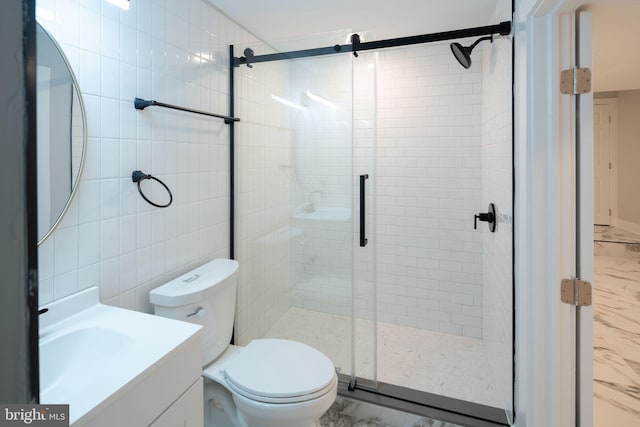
[265,307,504,408]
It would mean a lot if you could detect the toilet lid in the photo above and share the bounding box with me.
[223,339,336,401]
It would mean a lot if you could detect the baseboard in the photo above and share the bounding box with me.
[612,217,640,235]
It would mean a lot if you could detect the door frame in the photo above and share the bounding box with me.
[593,97,618,226]
[515,0,592,426]
[0,0,40,403]
[576,10,594,427]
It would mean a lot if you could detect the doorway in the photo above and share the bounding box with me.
[588,1,640,425]
[592,98,615,226]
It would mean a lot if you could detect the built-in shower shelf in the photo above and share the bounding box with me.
[293,207,351,222]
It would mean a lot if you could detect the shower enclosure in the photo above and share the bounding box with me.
[231,19,513,426]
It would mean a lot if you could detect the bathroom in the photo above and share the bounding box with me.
[5,0,525,425]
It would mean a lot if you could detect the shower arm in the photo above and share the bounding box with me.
[469,36,493,50]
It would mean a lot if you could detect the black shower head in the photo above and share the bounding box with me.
[450,35,493,69]
[450,42,472,69]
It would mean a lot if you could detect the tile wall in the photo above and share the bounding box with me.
[373,43,485,337]
[37,0,511,346]
[280,43,486,338]
[481,34,514,416]
[234,49,293,344]
[289,54,354,316]
[36,0,258,314]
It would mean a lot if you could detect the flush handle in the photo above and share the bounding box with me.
[187,307,206,318]
[474,203,497,232]
[182,274,200,284]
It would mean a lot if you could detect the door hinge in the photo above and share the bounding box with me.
[561,278,592,306]
[560,67,592,95]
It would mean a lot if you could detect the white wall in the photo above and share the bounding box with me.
[615,90,640,225]
[36,0,252,312]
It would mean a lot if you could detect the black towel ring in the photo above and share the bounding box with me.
[131,170,173,208]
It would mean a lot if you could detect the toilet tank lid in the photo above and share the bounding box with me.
[149,259,239,307]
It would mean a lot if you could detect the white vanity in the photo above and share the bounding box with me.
[39,287,203,426]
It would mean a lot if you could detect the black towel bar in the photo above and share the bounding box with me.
[134,97,240,124]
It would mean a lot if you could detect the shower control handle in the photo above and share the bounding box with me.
[474,203,497,232]
[474,213,493,228]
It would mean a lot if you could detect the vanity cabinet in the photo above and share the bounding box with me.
[151,378,203,427]
[40,287,203,427]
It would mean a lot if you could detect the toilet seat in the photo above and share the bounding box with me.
[226,372,338,404]
[222,339,337,404]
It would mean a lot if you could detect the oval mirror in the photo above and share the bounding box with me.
[36,23,87,245]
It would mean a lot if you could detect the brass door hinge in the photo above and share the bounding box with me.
[560,67,592,95]
[561,278,592,306]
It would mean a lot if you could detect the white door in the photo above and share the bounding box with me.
[576,10,594,427]
[593,103,611,225]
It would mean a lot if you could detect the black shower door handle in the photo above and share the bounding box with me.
[360,174,369,247]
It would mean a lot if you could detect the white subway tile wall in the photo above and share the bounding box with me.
[234,50,293,344]
[251,41,487,337]
[364,43,484,337]
[36,0,258,314]
[289,54,354,317]
[481,37,514,414]
[255,41,487,338]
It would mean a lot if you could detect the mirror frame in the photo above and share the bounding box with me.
[37,22,88,246]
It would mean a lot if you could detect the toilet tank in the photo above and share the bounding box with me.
[150,259,239,366]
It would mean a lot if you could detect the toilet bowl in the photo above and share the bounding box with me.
[203,341,337,427]
[150,259,337,427]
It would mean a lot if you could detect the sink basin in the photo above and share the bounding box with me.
[39,287,202,426]
[40,327,133,403]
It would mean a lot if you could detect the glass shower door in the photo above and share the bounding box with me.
[286,52,356,379]
[279,44,378,388]
[234,36,377,385]
[353,47,378,388]
[365,36,513,423]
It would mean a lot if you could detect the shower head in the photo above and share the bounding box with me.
[450,35,493,69]
[450,42,472,69]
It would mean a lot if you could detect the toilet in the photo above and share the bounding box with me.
[150,259,337,427]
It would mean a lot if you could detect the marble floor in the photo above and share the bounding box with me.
[594,225,640,244]
[265,307,505,408]
[320,397,461,427]
[593,227,640,426]
[594,225,640,258]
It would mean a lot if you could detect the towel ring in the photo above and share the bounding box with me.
[131,170,173,208]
